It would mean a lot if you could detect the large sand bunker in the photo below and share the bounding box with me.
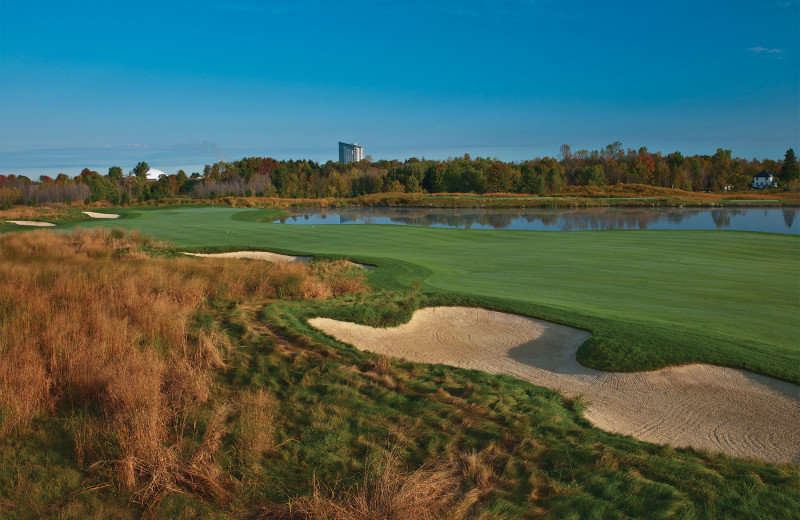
[310,307,800,464]
[182,251,375,269]
[4,220,56,227]
[82,211,120,219]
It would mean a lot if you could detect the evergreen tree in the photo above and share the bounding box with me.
[780,148,798,185]
[132,161,150,180]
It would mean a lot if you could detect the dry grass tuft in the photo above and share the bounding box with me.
[359,355,392,376]
[251,448,500,520]
[236,389,277,463]
[195,329,230,369]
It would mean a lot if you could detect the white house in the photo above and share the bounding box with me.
[751,170,777,189]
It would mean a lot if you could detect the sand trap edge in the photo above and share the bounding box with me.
[181,250,375,269]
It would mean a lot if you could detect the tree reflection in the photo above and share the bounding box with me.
[277,207,794,233]
[783,209,796,230]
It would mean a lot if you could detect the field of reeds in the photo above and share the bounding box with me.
[1,227,799,518]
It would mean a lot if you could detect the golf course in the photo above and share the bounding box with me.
[2,204,799,518]
[57,206,800,383]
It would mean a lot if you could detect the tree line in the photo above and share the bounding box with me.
[1,145,797,208]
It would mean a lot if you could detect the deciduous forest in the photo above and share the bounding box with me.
[1,145,797,208]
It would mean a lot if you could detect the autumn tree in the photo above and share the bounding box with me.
[711,148,737,190]
[486,161,515,192]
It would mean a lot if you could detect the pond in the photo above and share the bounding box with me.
[273,206,800,234]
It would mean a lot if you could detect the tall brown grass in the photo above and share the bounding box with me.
[253,448,500,520]
[236,388,277,463]
[0,228,365,504]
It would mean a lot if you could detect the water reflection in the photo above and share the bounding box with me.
[273,207,799,234]
[784,209,796,229]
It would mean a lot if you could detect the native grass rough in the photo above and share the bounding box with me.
[0,228,366,508]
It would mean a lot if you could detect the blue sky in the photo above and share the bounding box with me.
[1,0,798,176]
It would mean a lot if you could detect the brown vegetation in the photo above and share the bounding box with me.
[252,448,501,520]
[0,228,365,506]
[552,183,800,201]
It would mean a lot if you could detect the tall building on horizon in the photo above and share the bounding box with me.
[339,141,364,164]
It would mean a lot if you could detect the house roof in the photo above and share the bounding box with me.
[754,170,774,178]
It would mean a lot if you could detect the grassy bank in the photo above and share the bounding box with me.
[2,230,798,518]
[44,205,800,384]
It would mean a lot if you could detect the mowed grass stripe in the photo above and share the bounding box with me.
[56,206,800,382]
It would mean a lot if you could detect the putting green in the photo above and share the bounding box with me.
[55,206,800,383]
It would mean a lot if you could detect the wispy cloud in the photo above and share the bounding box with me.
[749,47,784,53]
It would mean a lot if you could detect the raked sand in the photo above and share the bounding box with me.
[4,220,56,227]
[182,251,376,269]
[82,211,120,219]
[310,307,800,464]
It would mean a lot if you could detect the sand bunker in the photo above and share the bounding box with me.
[183,251,313,263]
[82,211,120,219]
[4,220,56,227]
[182,251,375,269]
[310,307,800,464]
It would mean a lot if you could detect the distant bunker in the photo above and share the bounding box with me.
[4,220,56,227]
[82,211,121,219]
[182,251,376,269]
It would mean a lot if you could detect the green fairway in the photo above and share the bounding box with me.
[59,206,800,382]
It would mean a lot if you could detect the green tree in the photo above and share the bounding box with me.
[405,175,422,193]
[423,165,446,193]
[132,161,150,181]
[462,167,486,193]
[108,166,123,181]
[578,165,607,186]
[547,167,565,191]
[519,163,545,194]
[780,148,799,185]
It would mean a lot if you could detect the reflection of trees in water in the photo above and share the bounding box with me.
[710,208,744,229]
[531,209,662,231]
[285,207,793,233]
[783,209,796,230]
[666,211,688,225]
[386,212,516,229]
[326,207,713,230]
[524,212,560,227]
